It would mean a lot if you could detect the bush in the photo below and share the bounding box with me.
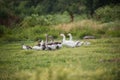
[13,25,62,41]
[0,25,6,37]
[69,26,95,39]
[94,5,120,22]
[2,35,21,42]
[105,21,120,37]
[0,25,13,37]
[20,13,71,28]
[53,12,70,24]
[106,30,120,37]
[21,14,55,27]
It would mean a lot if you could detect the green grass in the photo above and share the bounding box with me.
[0,38,120,80]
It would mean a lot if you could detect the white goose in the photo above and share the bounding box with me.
[60,34,79,48]
[68,33,84,47]
[83,41,91,46]
[32,40,45,50]
[22,44,32,50]
[49,35,62,49]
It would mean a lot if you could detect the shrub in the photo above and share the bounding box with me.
[94,5,120,22]
[0,25,13,37]
[20,12,72,28]
[78,30,93,39]
[21,14,55,27]
[0,25,6,37]
[103,21,120,37]
[69,26,95,39]
[2,35,21,42]
[53,12,70,24]
[106,30,120,37]
[15,25,61,41]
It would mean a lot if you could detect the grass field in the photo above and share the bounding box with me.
[0,38,120,80]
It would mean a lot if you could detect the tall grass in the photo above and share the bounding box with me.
[0,15,120,42]
[54,19,120,39]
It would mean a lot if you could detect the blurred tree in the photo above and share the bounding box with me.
[0,0,120,26]
[83,0,120,17]
[39,0,82,22]
[0,0,20,27]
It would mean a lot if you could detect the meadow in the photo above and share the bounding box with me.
[0,38,120,80]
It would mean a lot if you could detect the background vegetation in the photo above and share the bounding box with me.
[0,0,120,41]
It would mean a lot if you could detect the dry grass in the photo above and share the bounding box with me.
[54,19,104,32]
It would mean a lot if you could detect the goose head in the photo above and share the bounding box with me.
[40,40,44,45]
[60,33,65,37]
[68,33,72,36]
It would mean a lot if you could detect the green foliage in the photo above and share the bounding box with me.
[94,5,120,22]
[53,12,70,24]
[21,14,55,27]
[105,21,120,37]
[107,30,120,37]
[0,25,13,37]
[21,13,71,28]
[70,26,94,39]
[74,14,88,21]
[1,19,120,41]
[4,25,63,41]
[15,1,30,17]
[1,0,120,27]
[0,9,9,19]
[1,0,120,42]
[2,35,21,42]
[0,25,6,37]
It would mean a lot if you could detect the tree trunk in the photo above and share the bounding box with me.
[68,12,74,22]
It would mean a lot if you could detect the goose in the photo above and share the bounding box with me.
[83,41,91,46]
[32,40,45,50]
[60,34,79,48]
[68,33,84,47]
[49,35,62,49]
[44,34,56,50]
[22,44,32,50]
[38,40,47,50]
[37,39,42,46]
[83,36,95,39]
[32,45,42,50]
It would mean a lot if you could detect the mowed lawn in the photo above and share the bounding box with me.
[0,38,120,80]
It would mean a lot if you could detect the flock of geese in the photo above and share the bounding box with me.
[22,33,90,50]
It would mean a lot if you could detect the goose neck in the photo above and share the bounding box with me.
[69,35,72,41]
[62,35,66,42]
